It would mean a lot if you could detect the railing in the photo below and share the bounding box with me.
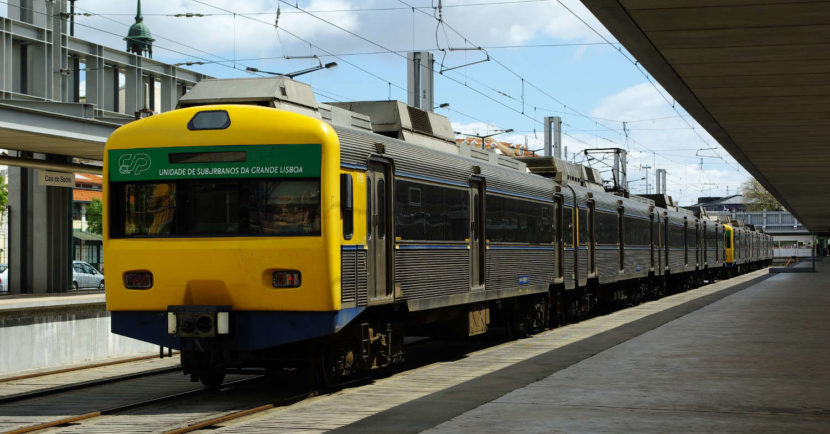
[708,210,807,234]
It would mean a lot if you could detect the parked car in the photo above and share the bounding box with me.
[0,263,7,292]
[73,261,104,290]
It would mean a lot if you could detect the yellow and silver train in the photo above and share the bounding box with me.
[105,78,772,387]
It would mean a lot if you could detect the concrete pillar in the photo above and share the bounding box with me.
[0,19,12,96]
[159,69,179,112]
[124,56,142,114]
[85,46,106,115]
[49,0,69,102]
[8,153,73,294]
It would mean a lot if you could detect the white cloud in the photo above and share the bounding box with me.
[454,82,751,205]
[67,0,609,67]
[585,82,749,204]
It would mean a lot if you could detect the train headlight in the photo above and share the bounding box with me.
[272,270,301,288]
[217,312,229,335]
[167,312,177,334]
[124,271,153,289]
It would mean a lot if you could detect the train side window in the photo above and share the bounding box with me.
[340,173,354,240]
[563,206,574,246]
[377,178,386,238]
[367,176,372,238]
[408,187,421,206]
[578,207,588,246]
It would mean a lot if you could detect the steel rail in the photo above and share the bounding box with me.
[0,353,178,383]
[5,376,261,434]
[0,365,181,405]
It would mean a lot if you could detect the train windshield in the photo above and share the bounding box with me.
[110,178,321,237]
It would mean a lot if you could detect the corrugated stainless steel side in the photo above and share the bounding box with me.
[341,248,368,307]
[667,249,686,274]
[564,250,576,287]
[596,248,621,283]
[335,127,470,184]
[335,125,558,198]
[480,164,554,200]
[621,197,652,218]
[395,248,469,299]
[335,128,376,168]
[485,248,555,292]
[594,194,619,212]
[655,247,665,275]
[570,184,591,207]
[577,248,588,285]
[623,250,650,278]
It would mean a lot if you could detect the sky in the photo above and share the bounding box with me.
[3,0,751,204]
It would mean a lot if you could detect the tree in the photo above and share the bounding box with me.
[741,178,783,211]
[86,199,103,235]
[0,175,7,214]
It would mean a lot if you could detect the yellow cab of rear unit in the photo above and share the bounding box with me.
[723,223,734,265]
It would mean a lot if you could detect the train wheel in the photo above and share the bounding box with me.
[310,343,339,389]
[199,372,225,389]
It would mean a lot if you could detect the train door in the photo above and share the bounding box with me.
[367,161,392,302]
[588,201,596,275]
[618,207,625,271]
[702,222,708,264]
[649,213,655,270]
[683,218,689,266]
[469,178,485,290]
[555,195,564,280]
[663,215,669,269]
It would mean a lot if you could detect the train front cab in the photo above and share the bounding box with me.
[104,106,354,386]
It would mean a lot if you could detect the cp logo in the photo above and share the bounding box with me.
[118,153,152,176]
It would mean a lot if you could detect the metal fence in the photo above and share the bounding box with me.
[708,210,807,234]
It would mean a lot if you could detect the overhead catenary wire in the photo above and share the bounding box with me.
[548,0,742,173]
[190,0,410,100]
[37,0,727,200]
[400,0,727,191]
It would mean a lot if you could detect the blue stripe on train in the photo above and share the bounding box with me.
[111,307,365,351]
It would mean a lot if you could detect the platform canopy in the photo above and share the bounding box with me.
[0,102,122,160]
[580,0,830,233]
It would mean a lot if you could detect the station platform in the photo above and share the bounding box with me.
[313,262,828,433]
[0,292,156,374]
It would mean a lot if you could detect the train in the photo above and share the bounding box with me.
[104,77,773,387]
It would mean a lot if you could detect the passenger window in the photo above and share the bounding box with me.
[377,178,386,238]
[341,174,353,240]
[367,178,372,238]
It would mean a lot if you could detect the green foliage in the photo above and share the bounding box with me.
[742,178,783,211]
[86,198,103,235]
[0,176,7,214]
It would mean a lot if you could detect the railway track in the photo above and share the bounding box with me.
[0,365,181,405]
[0,353,177,384]
[0,273,768,433]
[0,336,484,433]
[5,376,262,434]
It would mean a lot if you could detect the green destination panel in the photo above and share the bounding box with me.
[109,144,321,181]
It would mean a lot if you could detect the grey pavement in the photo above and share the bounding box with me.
[427,262,830,433]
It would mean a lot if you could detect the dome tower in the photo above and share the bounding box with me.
[124,0,154,58]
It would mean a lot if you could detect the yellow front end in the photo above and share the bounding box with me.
[724,224,734,265]
[104,105,343,313]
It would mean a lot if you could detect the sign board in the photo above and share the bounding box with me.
[108,144,321,182]
[38,171,76,188]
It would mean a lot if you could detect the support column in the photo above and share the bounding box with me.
[8,153,73,294]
